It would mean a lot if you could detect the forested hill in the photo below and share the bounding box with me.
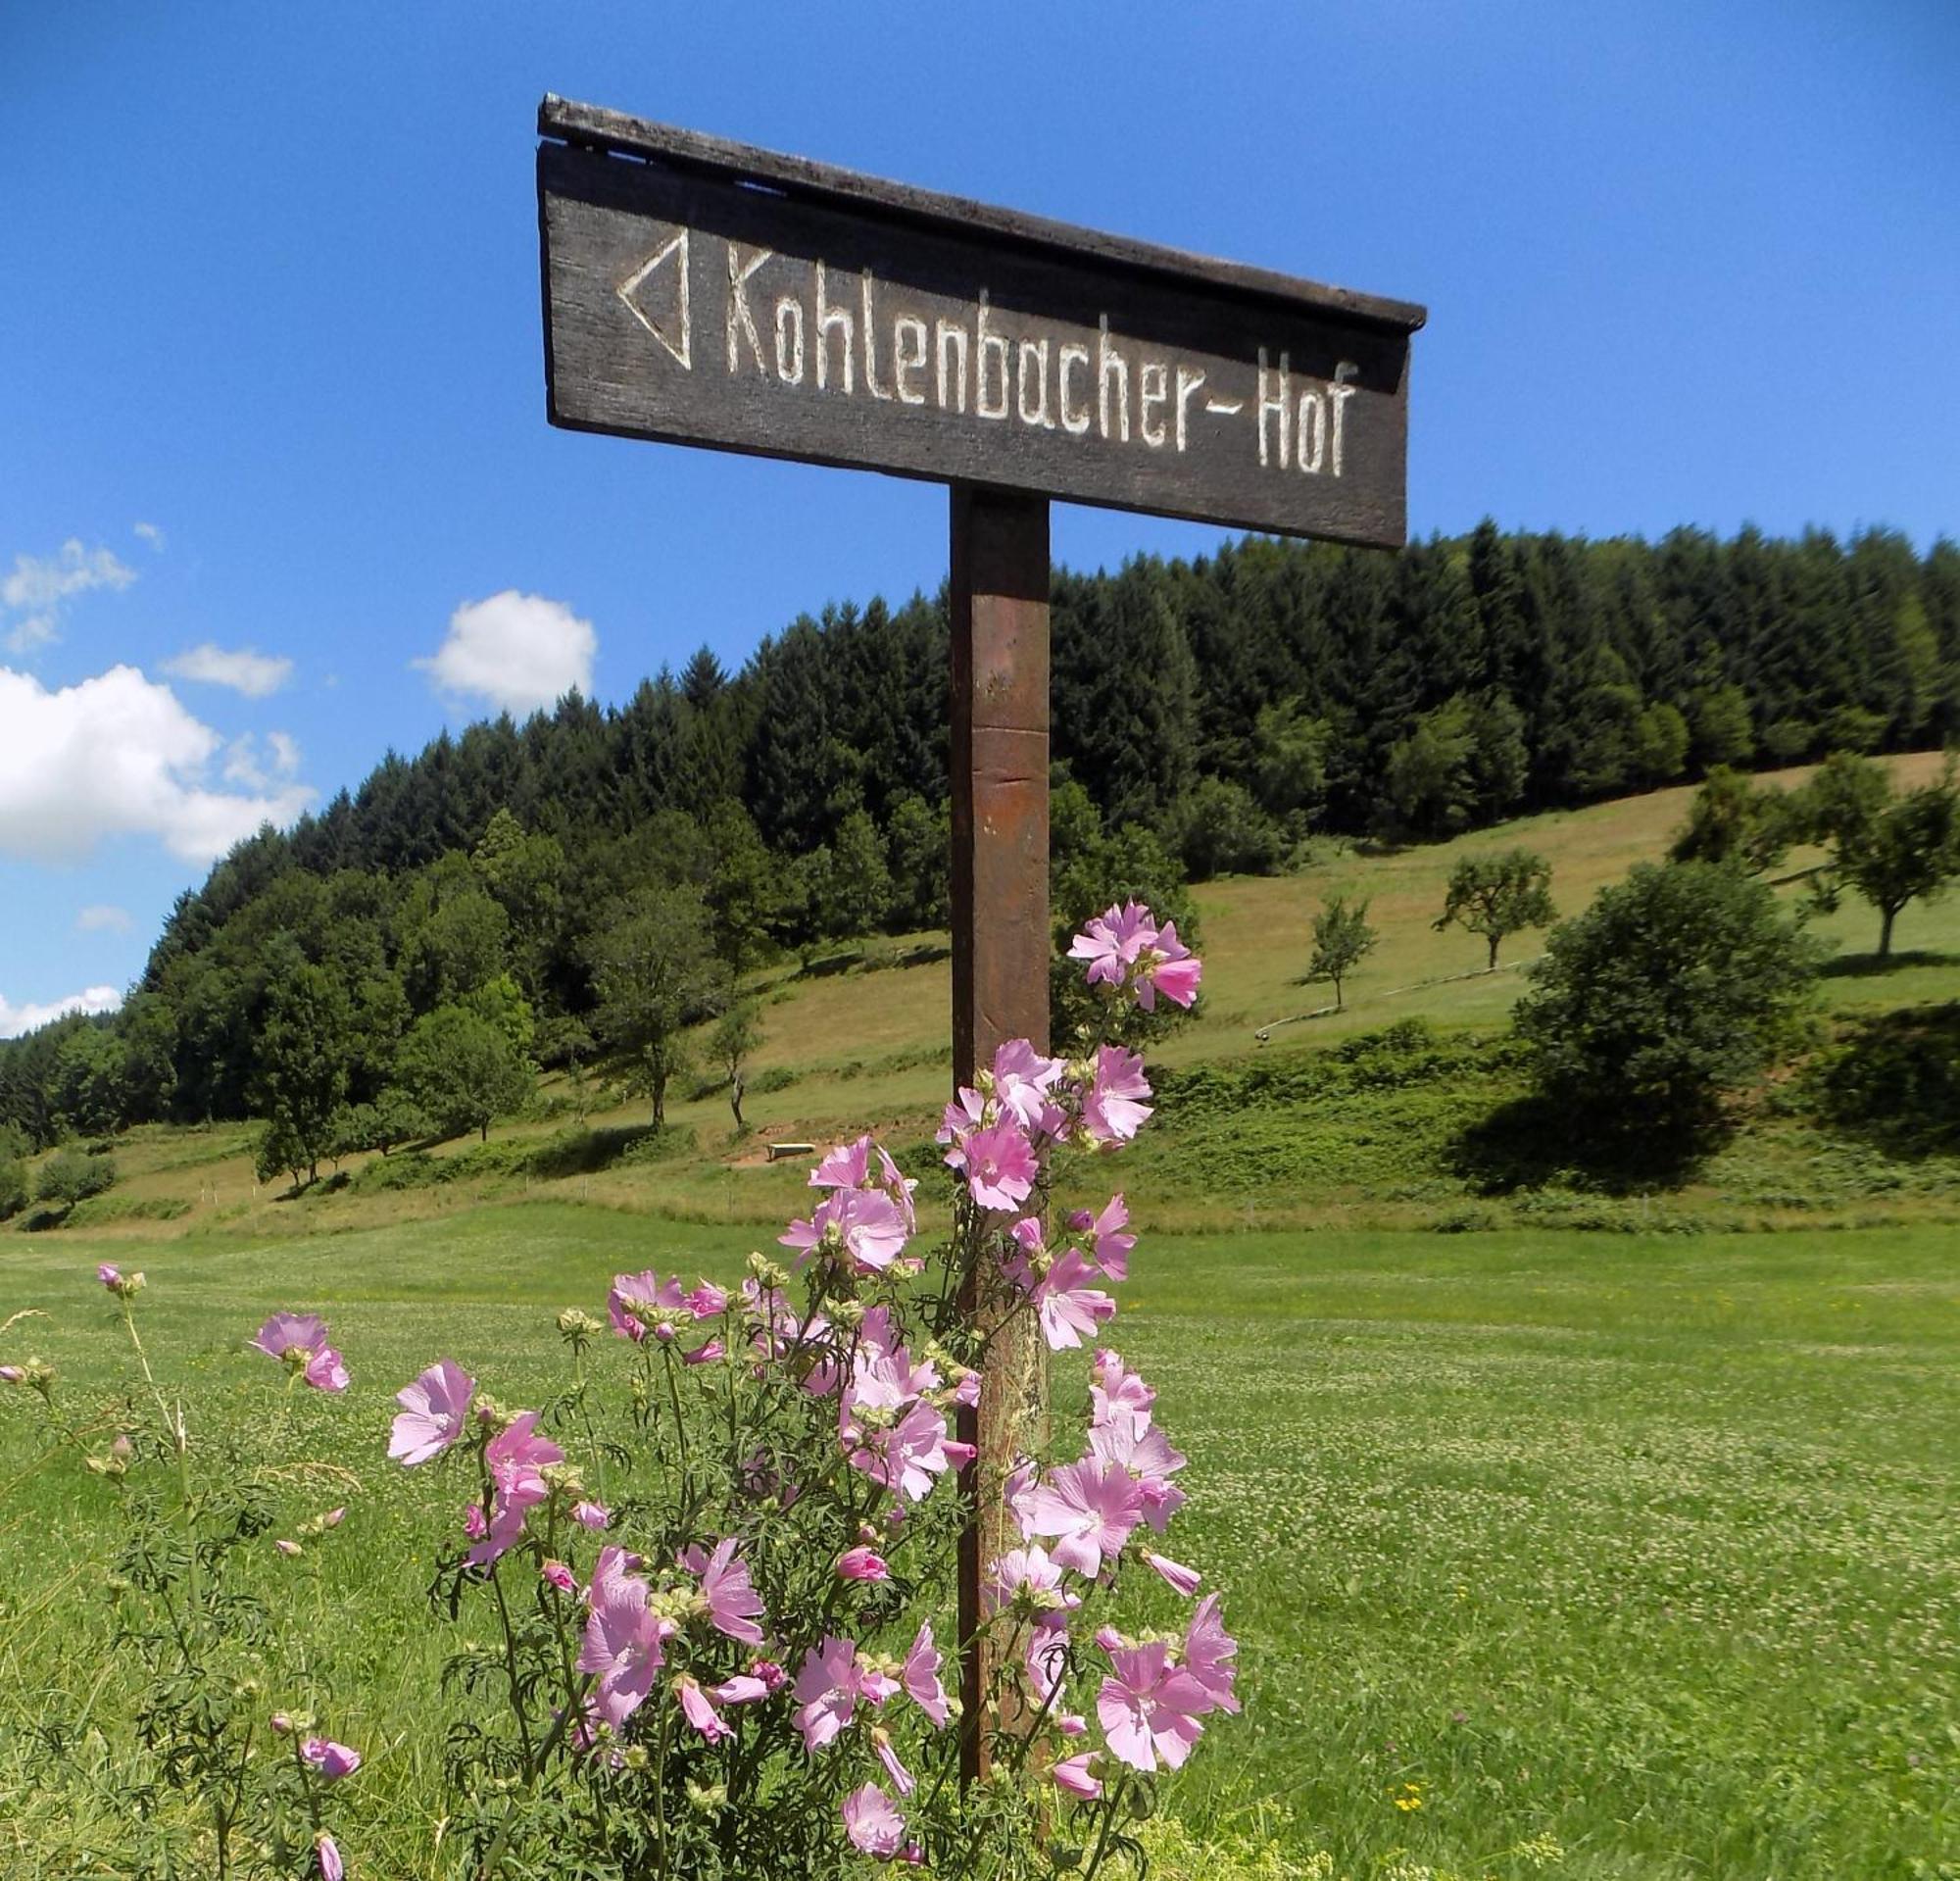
[3,520,1957,1150]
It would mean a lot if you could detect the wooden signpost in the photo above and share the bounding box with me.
[536,93,1425,1778]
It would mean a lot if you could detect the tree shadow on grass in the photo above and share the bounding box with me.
[1806,1003,1960,1159]
[527,1124,661,1179]
[1448,1092,1723,1196]
[1820,949,1960,981]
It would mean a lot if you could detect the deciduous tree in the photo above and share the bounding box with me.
[591,885,719,1126]
[1434,850,1556,970]
[1516,861,1820,1131]
[1307,896,1377,1010]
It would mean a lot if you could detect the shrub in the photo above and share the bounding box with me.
[1515,861,1821,1134]
[32,1146,117,1213]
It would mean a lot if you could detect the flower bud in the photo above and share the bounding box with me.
[686,1781,727,1814]
[622,1744,650,1772]
[557,1307,604,1341]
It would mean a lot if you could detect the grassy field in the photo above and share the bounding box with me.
[3,1211,1954,1877]
[5,757,1958,1874]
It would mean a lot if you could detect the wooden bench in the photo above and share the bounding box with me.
[765,1142,816,1163]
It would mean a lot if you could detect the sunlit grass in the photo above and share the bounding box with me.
[3,1212,1954,1876]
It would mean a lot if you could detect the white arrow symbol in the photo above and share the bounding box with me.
[617,228,691,370]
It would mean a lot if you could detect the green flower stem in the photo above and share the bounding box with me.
[118,1298,201,1619]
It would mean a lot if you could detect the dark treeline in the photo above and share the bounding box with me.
[3,520,1956,1153]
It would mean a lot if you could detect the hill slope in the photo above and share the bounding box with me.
[22,752,1960,1242]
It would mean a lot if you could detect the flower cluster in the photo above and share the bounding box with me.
[130,898,1234,1877]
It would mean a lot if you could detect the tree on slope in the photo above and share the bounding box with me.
[254,963,354,1187]
[396,1006,532,1143]
[591,884,719,1126]
[1307,896,1377,1011]
[1434,850,1556,971]
[1516,861,1820,1134]
[1802,753,1960,960]
[1668,767,1794,874]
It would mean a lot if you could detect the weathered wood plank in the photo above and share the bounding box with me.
[949,486,1052,1783]
[540,94,1427,335]
[539,124,1419,546]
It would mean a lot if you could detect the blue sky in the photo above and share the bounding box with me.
[2,1,1956,1032]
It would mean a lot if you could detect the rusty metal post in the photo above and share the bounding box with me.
[950,483,1051,1784]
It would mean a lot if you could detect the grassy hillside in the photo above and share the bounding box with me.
[13,752,1959,1243]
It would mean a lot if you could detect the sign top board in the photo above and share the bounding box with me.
[538,96,1426,547]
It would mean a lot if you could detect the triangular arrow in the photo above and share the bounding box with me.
[617,228,691,370]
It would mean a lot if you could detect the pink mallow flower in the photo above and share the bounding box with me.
[809,1133,920,1232]
[837,1545,890,1582]
[1091,1349,1156,1424]
[958,1118,1039,1212]
[903,1622,951,1728]
[579,1545,677,1728]
[571,1499,611,1530]
[608,1269,687,1344]
[990,1040,1067,1134]
[792,1635,897,1752]
[1097,1640,1214,1772]
[1070,1195,1135,1280]
[1069,901,1159,991]
[1144,1551,1203,1597]
[1081,1046,1152,1146]
[675,1673,733,1744]
[1088,1408,1187,1533]
[681,1536,767,1645]
[984,1544,1080,1617]
[838,1316,971,1503]
[1031,1249,1118,1352]
[1019,1458,1148,1575]
[388,1359,473,1465]
[467,1411,563,1565]
[710,1668,777,1707]
[1183,1593,1241,1714]
[251,1312,349,1392]
[842,1781,908,1858]
[541,1559,578,1596]
[316,1832,343,1881]
[1053,1751,1103,1799]
[780,1187,911,1276]
[1136,917,1201,1011]
[301,1736,362,1780]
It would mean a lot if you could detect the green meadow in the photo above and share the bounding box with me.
[5,756,1960,1876]
[4,1213,1955,1877]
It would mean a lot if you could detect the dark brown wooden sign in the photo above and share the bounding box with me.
[538,97,1425,547]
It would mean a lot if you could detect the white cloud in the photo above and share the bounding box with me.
[0,983,122,1040]
[221,729,303,791]
[2,538,137,653]
[75,904,132,934]
[164,642,294,698]
[416,590,596,716]
[0,664,314,865]
[134,521,166,551]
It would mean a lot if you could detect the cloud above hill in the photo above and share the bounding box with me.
[2,538,137,653]
[0,664,313,865]
[416,590,596,716]
[165,642,295,697]
[0,982,122,1040]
